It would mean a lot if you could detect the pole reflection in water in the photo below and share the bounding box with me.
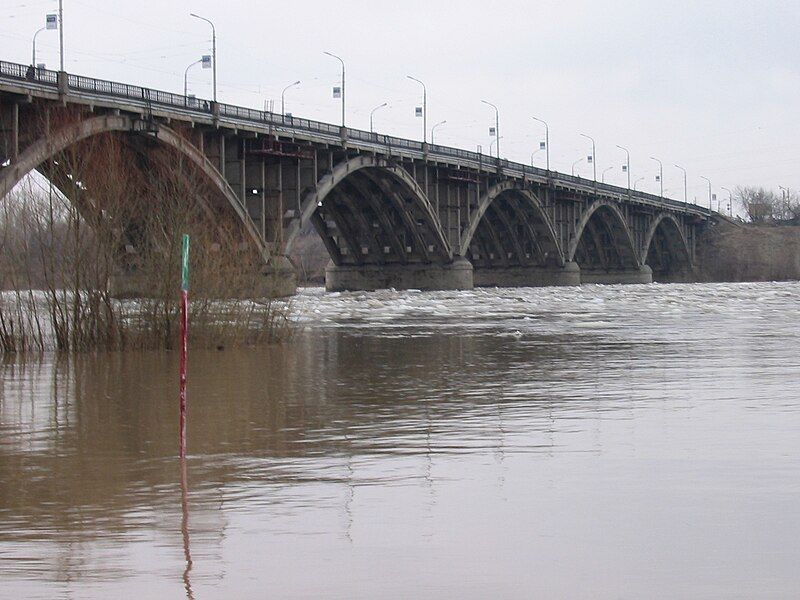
[180,457,194,600]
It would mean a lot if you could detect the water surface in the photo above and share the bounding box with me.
[1,283,799,599]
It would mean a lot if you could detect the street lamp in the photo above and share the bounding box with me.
[407,75,427,144]
[481,100,500,159]
[634,176,645,191]
[184,58,202,98]
[616,145,631,190]
[431,120,446,144]
[369,102,387,133]
[189,13,217,102]
[281,80,301,116]
[531,148,542,167]
[531,116,550,172]
[324,51,346,127]
[601,166,614,183]
[700,176,713,210]
[674,165,688,205]
[572,157,585,176]
[489,135,503,157]
[650,156,664,197]
[580,133,597,182]
[58,0,63,72]
[721,186,734,216]
[32,27,46,67]
[778,185,790,220]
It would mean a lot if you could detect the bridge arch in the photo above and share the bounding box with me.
[569,200,640,270]
[285,155,451,266]
[0,114,268,260]
[642,213,693,281]
[460,181,563,268]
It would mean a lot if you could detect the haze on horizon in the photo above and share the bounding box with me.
[2,0,798,206]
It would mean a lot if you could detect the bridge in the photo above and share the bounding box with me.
[0,60,713,295]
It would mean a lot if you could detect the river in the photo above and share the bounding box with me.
[1,282,799,599]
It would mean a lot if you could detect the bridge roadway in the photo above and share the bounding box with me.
[0,61,713,295]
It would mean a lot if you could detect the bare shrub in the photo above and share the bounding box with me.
[0,128,293,354]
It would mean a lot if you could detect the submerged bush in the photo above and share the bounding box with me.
[0,130,293,354]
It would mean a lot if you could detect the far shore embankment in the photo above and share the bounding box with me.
[696,222,800,282]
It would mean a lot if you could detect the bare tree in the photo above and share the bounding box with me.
[735,186,778,223]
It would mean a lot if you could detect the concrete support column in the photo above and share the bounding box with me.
[474,261,580,288]
[110,256,297,299]
[652,267,695,284]
[325,257,473,292]
[57,71,68,96]
[580,264,653,285]
[10,103,19,160]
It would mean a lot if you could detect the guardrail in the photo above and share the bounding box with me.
[0,59,710,217]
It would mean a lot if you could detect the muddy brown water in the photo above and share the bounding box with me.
[1,283,799,599]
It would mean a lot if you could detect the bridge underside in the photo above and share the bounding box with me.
[0,72,707,296]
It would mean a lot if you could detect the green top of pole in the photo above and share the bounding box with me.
[181,234,190,291]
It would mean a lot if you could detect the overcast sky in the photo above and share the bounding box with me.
[2,0,799,206]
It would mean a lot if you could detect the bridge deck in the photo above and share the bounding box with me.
[0,60,710,220]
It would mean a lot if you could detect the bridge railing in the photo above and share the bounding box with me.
[0,59,710,216]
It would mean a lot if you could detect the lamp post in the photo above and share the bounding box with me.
[674,165,688,206]
[281,80,300,116]
[634,176,645,191]
[531,149,542,167]
[482,100,500,158]
[407,75,427,144]
[580,133,596,182]
[531,116,550,172]
[189,13,216,102]
[489,136,503,157]
[324,51,346,127]
[32,27,46,66]
[601,166,614,183]
[431,120,446,144]
[370,102,387,133]
[721,186,734,216]
[572,157,585,176]
[616,145,631,190]
[184,58,202,98]
[778,185,792,220]
[700,176,712,210]
[650,156,663,197]
[58,0,63,72]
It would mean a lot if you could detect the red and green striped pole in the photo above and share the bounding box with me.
[179,234,190,458]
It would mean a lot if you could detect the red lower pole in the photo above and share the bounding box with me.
[179,233,190,458]
[179,288,188,458]
[180,290,189,458]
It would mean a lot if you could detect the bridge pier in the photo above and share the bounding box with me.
[580,265,653,285]
[325,258,473,292]
[110,256,297,299]
[652,267,695,284]
[473,262,581,288]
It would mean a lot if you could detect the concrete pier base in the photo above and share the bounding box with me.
[652,268,695,284]
[110,256,297,299]
[474,262,581,288]
[580,265,653,285]
[325,257,474,292]
[262,256,298,298]
[109,270,151,299]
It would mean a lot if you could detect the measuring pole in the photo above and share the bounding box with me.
[179,234,190,458]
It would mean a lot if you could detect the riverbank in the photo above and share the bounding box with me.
[696,222,800,282]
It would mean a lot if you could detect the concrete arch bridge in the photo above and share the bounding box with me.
[0,61,713,294]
